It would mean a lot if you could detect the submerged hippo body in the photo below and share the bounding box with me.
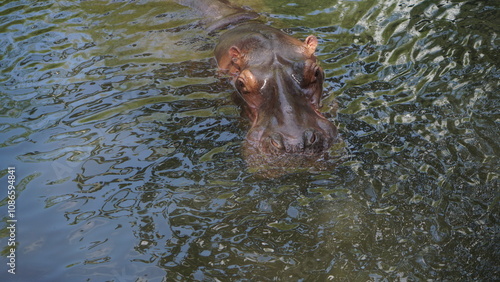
[176,0,341,174]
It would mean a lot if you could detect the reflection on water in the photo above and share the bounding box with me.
[0,0,498,280]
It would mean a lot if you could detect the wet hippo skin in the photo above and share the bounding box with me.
[175,0,341,175]
[215,23,338,155]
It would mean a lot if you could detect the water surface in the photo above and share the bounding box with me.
[0,0,498,280]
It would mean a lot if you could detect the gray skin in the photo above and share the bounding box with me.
[175,0,339,169]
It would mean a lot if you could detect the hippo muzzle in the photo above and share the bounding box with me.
[243,66,337,156]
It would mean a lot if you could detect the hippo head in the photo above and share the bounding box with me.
[215,23,339,174]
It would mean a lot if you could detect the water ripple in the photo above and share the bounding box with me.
[0,0,498,280]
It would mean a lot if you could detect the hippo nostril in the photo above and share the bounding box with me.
[303,130,318,147]
[269,133,284,150]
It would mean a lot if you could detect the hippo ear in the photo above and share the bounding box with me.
[304,35,318,55]
[229,46,243,66]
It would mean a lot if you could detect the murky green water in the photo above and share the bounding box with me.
[0,0,498,280]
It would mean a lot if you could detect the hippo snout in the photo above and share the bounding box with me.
[265,129,327,154]
[247,116,336,156]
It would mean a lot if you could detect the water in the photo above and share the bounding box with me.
[0,0,498,280]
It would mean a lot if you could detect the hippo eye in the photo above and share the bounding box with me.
[236,79,251,95]
[236,79,245,90]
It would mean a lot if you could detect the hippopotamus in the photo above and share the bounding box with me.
[175,0,341,175]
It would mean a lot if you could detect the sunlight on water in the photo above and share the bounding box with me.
[0,0,498,280]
